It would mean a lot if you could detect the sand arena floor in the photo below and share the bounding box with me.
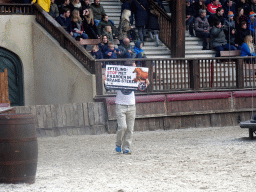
[1,126,256,192]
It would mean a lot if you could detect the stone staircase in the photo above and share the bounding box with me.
[101,0,216,59]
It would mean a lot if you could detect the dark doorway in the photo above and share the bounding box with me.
[0,47,24,106]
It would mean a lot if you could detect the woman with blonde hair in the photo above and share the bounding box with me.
[71,9,88,40]
[118,9,133,42]
[82,8,98,38]
[241,35,256,56]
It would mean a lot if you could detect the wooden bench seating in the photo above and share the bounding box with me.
[81,39,120,46]
[220,50,241,57]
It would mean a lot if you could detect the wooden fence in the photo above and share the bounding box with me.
[0,69,10,105]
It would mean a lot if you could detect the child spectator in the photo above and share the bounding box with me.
[97,14,116,37]
[225,27,239,50]
[249,11,256,34]
[91,45,103,59]
[224,11,236,32]
[99,35,110,56]
[237,21,250,45]
[49,0,59,18]
[241,35,256,56]
[104,42,121,59]
[133,41,146,66]
[81,8,98,39]
[71,9,89,39]
[102,25,114,42]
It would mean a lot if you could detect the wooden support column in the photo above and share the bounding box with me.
[236,58,244,89]
[171,0,186,58]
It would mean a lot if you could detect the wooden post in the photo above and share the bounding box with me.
[236,58,244,89]
[95,60,103,96]
[146,60,153,93]
[170,0,186,58]
[189,59,200,90]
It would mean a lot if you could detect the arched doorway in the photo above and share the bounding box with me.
[0,47,24,106]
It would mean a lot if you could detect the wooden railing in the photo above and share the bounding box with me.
[0,3,34,14]
[0,69,10,105]
[148,0,171,50]
[94,57,256,96]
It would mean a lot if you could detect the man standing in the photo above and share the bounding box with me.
[195,9,210,50]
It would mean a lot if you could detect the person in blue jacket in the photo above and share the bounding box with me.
[241,35,256,56]
[104,43,121,59]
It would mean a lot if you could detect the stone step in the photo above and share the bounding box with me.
[185,45,203,50]
[185,37,201,41]
[104,8,121,13]
[185,50,216,54]
[185,41,200,45]
[147,55,171,59]
[145,50,171,55]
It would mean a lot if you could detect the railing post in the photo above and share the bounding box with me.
[146,60,153,94]
[236,58,244,89]
[95,60,103,96]
[189,59,200,91]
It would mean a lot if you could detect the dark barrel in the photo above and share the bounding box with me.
[0,113,38,184]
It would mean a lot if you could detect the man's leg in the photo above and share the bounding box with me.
[115,104,127,149]
[215,45,224,57]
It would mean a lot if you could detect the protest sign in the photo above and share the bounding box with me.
[105,65,149,91]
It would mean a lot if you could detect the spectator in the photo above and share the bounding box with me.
[194,0,207,18]
[236,0,250,16]
[31,0,51,12]
[236,21,250,45]
[81,0,90,9]
[208,7,224,26]
[102,25,114,42]
[58,0,71,15]
[91,45,103,59]
[225,27,239,50]
[118,37,136,58]
[71,9,88,39]
[224,11,236,32]
[99,35,109,55]
[250,0,256,13]
[133,41,146,66]
[82,8,98,38]
[249,11,256,34]
[104,42,121,59]
[146,6,160,46]
[241,35,256,56]
[70,0,82,12]
[49,0,59,18]
[118,9,133,43]
[235,7,248,29]
[120,0,134,24]
[132,0,149,42]
[223,0,236,18]
[90,0,105,26]
[97,14,116,37]
[186,0,196,37]
[56,8,73,35]
[207,0,222,15]
[195,9,210,50]
[210,21,237,57]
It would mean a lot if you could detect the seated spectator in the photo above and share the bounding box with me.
[235,7,249,29]
[146,6,160,46]
[102,25,114,42]
[194,0,207,18]
[241,35,256,56]
[207,0,222,15]
[104,42,121,59]
[90,0,105,26]
[208,7,224,26]
[223,0,236,18]
[91,45,103,59]
[49,0,59,18]
[70,0,82,12]
[58,0,71,15]
[118,37,136,58]
[236,21,250,45]
[210,21,237,57]
[195,9,210,50]
[225,27,239,50]
[249,11,256,34]
[81,8,99,39]
[118,9,133,43]
[71,9,88,39]
[224,11,236,32]
[250,0,256,13]
[236,0,250,16]
[55,8,73,35]
[133,41,146,67]
[98,35,109,55]
[31,0,51,12]
[186,0,196,36]
[97,14,116,37]
[81,0,90,9]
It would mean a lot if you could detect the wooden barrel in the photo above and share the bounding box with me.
[0,113,38,184]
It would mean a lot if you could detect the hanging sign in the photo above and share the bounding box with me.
[104,65,149,92]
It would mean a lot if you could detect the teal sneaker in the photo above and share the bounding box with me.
[123,150,131,155]
[116,145,121,152]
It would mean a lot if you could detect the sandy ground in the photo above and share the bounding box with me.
[1,126,256,192]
